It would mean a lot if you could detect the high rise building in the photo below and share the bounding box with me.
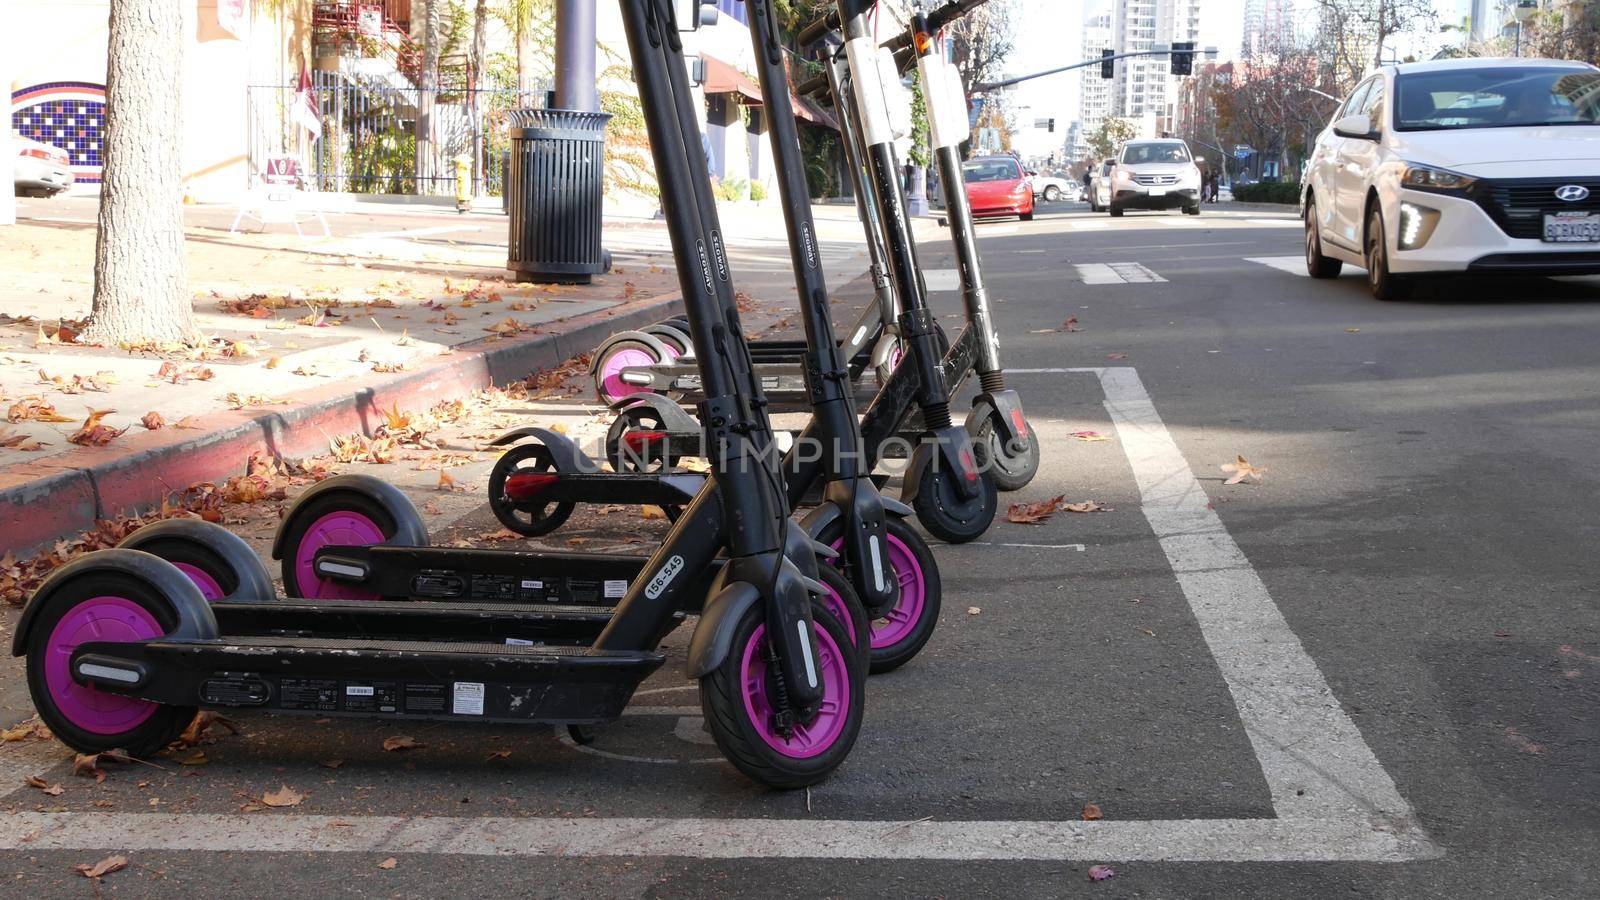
[1074,11,1114,160]
[1241,0,1301,58]
[1110,0,1202,137]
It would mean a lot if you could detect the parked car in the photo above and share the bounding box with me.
[1303,57,1600,300]
[962,155,1035,221]
[1106,139,1203,217]
[12,134,74,197]
[1087,158,1115,212]
[1030,169,1076,203]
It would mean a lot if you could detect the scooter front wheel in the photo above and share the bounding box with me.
[699,597,864,789]
[969,403,1042,492]
[24,562,206,756]
[488,442,576,537]
[815,564,870,656]
[279,488,417,600]
[912,463,998,545]
[819,517,942,674]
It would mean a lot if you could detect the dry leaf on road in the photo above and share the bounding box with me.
[1088,864,1116,881]
[1082,803,1103,821]
[1069,431,1109,442]
[261,785,304,807]
[382,735,423,752]
[1006,495,1065,524]
[1220,455,1267,485]
[1061,501,1111,514]
[377,857,398,870]
[74,854,127,879]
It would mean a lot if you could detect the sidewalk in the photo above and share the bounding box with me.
[0,208,684,559]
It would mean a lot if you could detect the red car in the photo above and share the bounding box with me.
[961,155,1035,221]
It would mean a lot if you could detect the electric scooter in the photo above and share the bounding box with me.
[9,0,865,790]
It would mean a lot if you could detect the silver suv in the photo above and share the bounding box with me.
[1108,139,1203,217]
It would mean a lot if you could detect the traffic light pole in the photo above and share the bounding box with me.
[972,47,1213,94]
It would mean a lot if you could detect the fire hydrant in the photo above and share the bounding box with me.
[453,153,473,214]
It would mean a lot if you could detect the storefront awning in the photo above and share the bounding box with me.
[701,54,763,104]
[792,94,838,131]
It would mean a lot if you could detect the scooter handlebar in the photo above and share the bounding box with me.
[793,0,990,100]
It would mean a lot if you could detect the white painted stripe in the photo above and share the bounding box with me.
[1245,256,1309,276]
[1075,263,1167,285]
[922,268,961,291]
[1097,367,1425,828]
[978,225,1019,236]
[0,812,1437,862]
[352,224,483,241]
[1245,218,1301,227]
[976,542,1087,551]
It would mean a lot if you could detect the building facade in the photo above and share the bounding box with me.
[1074,11,1114,161]
[1110,0,1201,138]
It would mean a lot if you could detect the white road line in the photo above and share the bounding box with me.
[1246,218,1301,227]
[351,224,484,241]
[922,269,961,291]
[1075,263,1167,284]
[978,225,1019,236]
[1096,366,1427,832]
[959,541,1087,551]
[0,813,1434,863]
[1245,256,1309,276]
[0,367,1438,863]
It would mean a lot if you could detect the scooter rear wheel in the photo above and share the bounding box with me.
[118,520,274,603]
[604,405,686,475]
[487,442,576,537]
[912,463,998,545]
[280,491,411,600]
[593,339,664,406]
[969,403,1042,492]
[699,597,864,789]
[25,567,202,756]
[819,517,942,674]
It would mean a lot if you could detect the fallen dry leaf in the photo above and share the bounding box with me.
[966,606,981,615]
[1082,803,1103,820]
[378,857,398,870]
[1220,455,1267,485]
[68,408,125,447]
[1061,501,1110,514]
[0,427,45,451]
[382,735,422,752]
[1088,864,1115,881]
[7,396,73,423]
[1069,431,1109,442]
[141,412,165,430]
[1006,495,1066,525]
[1063,315,1081,332]
[74,854,128,879]
[320,759,345,770]
[261,785,304,807]
[25,775,64,796]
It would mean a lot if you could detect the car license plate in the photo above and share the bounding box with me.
[1543,212,1600,243]
[1148,188,1166,197]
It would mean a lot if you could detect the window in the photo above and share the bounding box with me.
[1120,142,1191,164]
[1394,66,1600,131]
[1359,79,1386,131]
[962,158,1023,183]
[1337,79,1375,123]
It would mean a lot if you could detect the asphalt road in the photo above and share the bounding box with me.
[3,200,1598,897]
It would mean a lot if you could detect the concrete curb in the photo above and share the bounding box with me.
[0,292,682,558]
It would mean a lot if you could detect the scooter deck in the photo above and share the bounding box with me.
[73,634,664,725]
[212,597,652,644]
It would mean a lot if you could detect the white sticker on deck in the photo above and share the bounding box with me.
[603,580,628,599]
[452,682,485,716]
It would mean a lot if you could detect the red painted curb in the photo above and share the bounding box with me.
[0,292,683,557]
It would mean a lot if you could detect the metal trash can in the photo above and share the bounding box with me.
[506,108,612,284]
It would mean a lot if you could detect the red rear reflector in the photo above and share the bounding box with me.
[1010,408,1028,438]
[503,472,559,500]
[621,429,668,451]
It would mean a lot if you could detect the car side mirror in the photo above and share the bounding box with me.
[1332,114,1374,139]
[1193,156,1205,164]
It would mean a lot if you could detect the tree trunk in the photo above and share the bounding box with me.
[517,20,537,104]
[471,0,488,189]
[416,0,441,194]
[85,0,194,346]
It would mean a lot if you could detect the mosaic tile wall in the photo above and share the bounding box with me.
[11,81,108,183]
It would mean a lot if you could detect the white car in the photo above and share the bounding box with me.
[12,133,74,197]
[1106,139,1203,217]
[1303,57,1600,300]
[1029,170,1076,203]
[1087,158,1114,211]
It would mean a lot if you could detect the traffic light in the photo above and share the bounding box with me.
[1171,41,1195,76]
[1100,49,1114,79]
[1048,118,1056,133]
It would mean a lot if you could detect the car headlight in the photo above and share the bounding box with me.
[1116,170,1131,183]
[1401,163,1476,193]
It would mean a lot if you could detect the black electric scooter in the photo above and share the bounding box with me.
[10,0,864,790]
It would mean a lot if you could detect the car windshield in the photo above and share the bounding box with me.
[963,159,1021,182]
[1120,143,1190,164]
[1394,67,1600,131]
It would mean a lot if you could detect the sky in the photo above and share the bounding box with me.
[1001,0,1468,159]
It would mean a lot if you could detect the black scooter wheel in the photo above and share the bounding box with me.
[699,596,864,789]
[118,519,274,603]
[25,567,202,756]
[604,406,686,474]
[815,564,870,661]
[487,442,576,537]
[280,489,412,600]
[912,464,998,545]
[816,517,943,674]
[969,404,1042,493]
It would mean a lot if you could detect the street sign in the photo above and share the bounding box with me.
[1234,149,1251,160]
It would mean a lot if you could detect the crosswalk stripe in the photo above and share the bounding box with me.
[1244,256,1308,276]
[1075,262,1167,284]
[923,269,961,291]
